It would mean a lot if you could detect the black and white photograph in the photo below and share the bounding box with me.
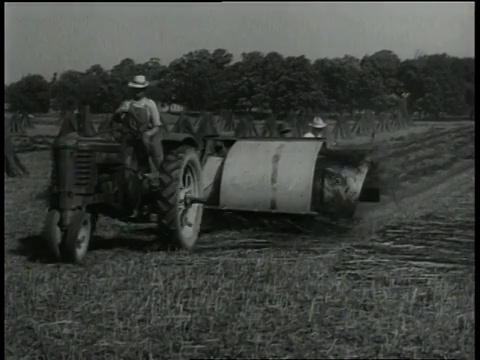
[4,2,475,358]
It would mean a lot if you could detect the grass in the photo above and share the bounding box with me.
[5,255,474,359]
[4,124,475,359]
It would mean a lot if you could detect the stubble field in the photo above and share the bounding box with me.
[4,121,475,359]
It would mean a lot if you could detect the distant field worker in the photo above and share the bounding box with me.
[277,122,293,138]
[115,75,164,172]
[303,116,328,139]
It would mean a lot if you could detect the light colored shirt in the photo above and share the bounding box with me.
[116,98,162,127]
[303,131,326,139]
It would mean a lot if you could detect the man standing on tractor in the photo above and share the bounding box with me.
[277,122,293,138]
[115,75,164,174]
[303,116,328,139]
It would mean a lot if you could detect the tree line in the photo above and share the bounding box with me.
[5,49,475,119]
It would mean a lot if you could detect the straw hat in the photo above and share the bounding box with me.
[128,75,150,89]
[309,116,327,128]
[277,122,292,134]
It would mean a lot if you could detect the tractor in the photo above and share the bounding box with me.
[42,111,381,264]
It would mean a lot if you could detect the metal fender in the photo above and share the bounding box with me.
[201,156,225,205]
[219,140,325,214]
[320,162,370,217]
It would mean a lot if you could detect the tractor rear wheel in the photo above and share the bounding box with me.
[156,145,203,250]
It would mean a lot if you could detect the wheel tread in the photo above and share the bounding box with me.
[156,145,203,250]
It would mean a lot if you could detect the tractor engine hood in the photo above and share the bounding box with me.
[53,133,122,153]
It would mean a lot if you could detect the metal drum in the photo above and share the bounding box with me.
[219,140,325,214]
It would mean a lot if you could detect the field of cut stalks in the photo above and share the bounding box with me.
[4,121,475,359]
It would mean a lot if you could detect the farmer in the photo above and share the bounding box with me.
[115,75,164,173]
[303,116,328,139]
[277,122,293,138]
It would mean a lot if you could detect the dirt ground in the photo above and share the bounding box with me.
[4,122,475,359]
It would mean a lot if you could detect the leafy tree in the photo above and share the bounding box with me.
[397,59,425,113]
[6,48,473,118]
[416,76,443,117]
[355,60,386,112]
[228,51,268,112]
[110,58,137,82]
[50,70,84,111]
[81,64,112,113]
[5,74,50,113]
[313,55,361,114]
[142,57,169,102]
[167,49,234,111]
[415,53,471,116]
[265,54,325,117]
[365,50,401,81]
[108,58,138,104]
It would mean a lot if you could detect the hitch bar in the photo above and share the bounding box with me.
[184,194,209,207]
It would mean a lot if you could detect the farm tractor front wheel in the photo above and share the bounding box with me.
[42,210,63,262]
[62,211,94,264]
[156,145,204,250]
[42,209,96,264]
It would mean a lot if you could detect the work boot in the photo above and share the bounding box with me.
[129,209,139,219]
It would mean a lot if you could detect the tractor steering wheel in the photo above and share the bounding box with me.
[110,111,142,141]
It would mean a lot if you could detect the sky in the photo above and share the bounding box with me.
[4,2,475,84]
